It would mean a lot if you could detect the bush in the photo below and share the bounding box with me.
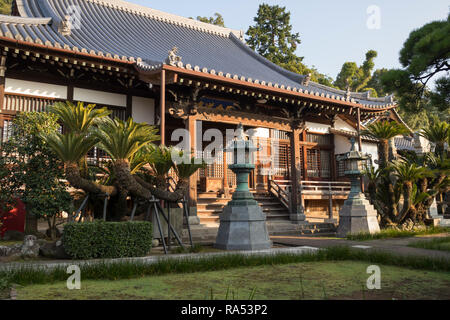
[62,221,153,259]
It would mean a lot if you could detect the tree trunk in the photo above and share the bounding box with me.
[379,140,389,169]
[24,209,38,235]
[397,181,413,224]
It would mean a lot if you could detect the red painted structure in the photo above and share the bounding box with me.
[0,199,25,238]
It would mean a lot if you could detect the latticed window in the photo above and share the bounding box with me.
[307,149,332,179]
[306,133,331,145]
[273,143,290,177]
[307,149,320,178]
[320,150,331,178]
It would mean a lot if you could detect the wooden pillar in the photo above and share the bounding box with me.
[356,107,365,192]
[290,125,305,221]
[301,130,308,181]
[67,84,74,102]
[223,147,229,196]
[160,69,166,145]
[186,115,198,216]
[126,94,132,120]
[0,56,6,112]
[356,107,362,151]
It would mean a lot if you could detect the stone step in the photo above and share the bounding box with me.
[181,223,337,244]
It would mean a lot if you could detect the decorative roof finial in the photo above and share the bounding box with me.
[345,86,351,100]
[58,15,72,36]
[302,73,311,86]
[165,46,182,66]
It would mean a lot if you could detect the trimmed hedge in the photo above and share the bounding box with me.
[62,221,153,259]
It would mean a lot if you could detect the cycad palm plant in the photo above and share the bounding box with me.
[391,160,432,223]
[361,121,410,169]
[44,101,204,219]
[47,101,111,134]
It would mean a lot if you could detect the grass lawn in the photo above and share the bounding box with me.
[408,237,450,252]
[15,261,450,300]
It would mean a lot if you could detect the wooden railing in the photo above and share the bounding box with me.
[268,179,291,212]
[3,93,59,113]
[300,181,351,196]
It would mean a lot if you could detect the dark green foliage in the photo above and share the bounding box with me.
[194,13,225,27]
[0,0,12,15]
[334,50,378,92]
[2,246,450,286]
[246,4,302,68]
[245,4,332,84]
[380,14,449,128]
[62,221,153,259]
[0,112,72,237]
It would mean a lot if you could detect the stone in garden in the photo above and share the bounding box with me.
[20,235,40,259]
[2,230,25,241]
[0,246,10,256]
[39,240,70,259]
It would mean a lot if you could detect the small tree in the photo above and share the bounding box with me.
[0,112,72,238]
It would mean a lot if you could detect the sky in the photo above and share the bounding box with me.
[127,0,449,81]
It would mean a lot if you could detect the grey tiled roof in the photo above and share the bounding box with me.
[0,0,395,108]
[395,136,415,151]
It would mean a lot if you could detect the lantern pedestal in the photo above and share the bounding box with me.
[215,164,271,250]
[336,138,380,237]
[215,124,271,251]
[336,188,380,237]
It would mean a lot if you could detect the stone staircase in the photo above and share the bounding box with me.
[196,191,290,226]
[186,191,336,244]
[182,222,337,245]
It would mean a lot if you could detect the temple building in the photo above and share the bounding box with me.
[0,0,409,232]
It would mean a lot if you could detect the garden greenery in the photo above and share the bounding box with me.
[362,120,450,227]
[62,221,153,259]
[0,112,72,238]
[43,101,204,221]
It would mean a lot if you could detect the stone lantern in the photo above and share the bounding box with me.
[336,138,380,237]
[214,123,271,250]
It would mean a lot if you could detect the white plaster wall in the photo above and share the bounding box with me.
[334,117,356,132]
[335,135,379,169]
[132,96,155,124]
[334,134,352,155]
[5,78,67,98]
[73,88,126,107]
[252,128,270,138]
[362,142,379,169]
[305,121,330,134]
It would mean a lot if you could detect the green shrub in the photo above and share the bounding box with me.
[62,221,153,259]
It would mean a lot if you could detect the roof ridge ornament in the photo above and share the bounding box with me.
[345,86,351,100]
[301,73,311,86]
[165,46,182,66]
[58,15,72,36]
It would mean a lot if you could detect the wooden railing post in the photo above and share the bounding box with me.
[328,182,334,221]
